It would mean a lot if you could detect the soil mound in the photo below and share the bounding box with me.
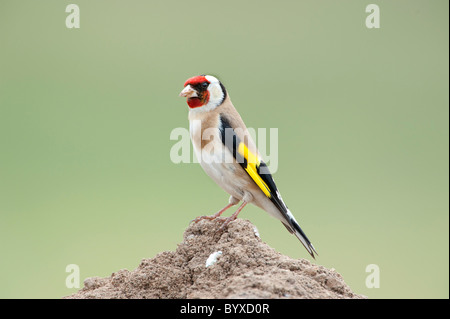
[65,218,365,299]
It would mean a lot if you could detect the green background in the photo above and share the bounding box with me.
[0,0,448,299]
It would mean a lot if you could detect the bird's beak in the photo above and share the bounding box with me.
[179,85,198,98]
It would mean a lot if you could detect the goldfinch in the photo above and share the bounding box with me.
[179,75,317,258]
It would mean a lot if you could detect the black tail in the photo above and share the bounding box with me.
[282,210,318,259]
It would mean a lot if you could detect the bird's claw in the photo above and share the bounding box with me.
[190,214,219,224]
[218,215,237,231]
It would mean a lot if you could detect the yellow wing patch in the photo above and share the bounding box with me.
[237,143,271,198]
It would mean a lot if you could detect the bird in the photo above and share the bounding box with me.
[179,74,317,258]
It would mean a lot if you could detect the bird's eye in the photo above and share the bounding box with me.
[202,82,209,88]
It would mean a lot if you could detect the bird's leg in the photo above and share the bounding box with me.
[219,201,248,231]
[191,203,234,224]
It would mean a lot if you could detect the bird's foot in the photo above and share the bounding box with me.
[190,203,234,224]
[218,215,238,231]
[219,202,247,231]
[218,201,248,231]
[190,212,223,224]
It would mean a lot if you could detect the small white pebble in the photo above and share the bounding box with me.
[205,251,222,268]
[253,226,260,238]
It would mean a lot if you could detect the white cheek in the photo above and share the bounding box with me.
[205,84,224,108]
[210,85,222,100]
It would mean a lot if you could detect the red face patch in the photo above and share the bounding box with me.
[187,97,204,108]
[183,75,211,108]
[187,91,210,108]
[184,75,209,87]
